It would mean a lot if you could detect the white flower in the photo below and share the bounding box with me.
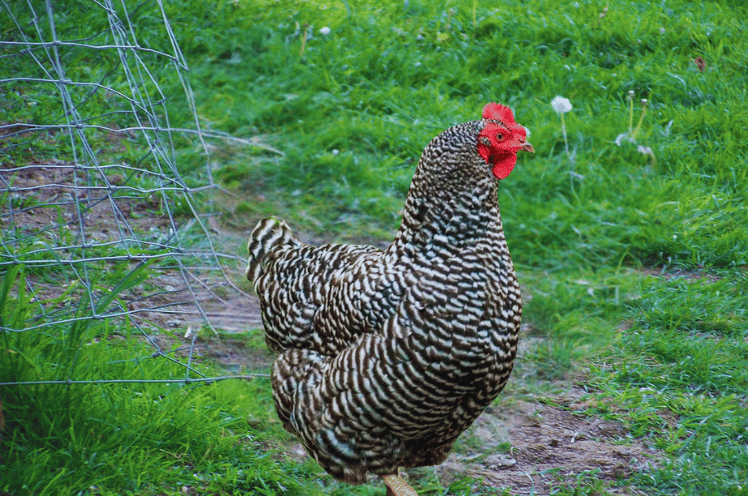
[551,96,572,114]
[319,26,331,35]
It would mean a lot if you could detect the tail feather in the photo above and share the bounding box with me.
[246,217,300,285]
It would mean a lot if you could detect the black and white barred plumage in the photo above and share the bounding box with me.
[246,113,526,484]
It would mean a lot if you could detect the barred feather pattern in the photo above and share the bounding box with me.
[245,119,522,484]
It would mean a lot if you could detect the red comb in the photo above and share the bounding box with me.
[482,102,515,124]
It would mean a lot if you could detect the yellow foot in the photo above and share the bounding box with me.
[382,474,418,496]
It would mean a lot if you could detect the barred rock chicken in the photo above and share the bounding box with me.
[246,103,533,496]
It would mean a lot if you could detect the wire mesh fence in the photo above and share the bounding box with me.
[0,0,260,386]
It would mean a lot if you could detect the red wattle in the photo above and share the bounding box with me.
[491,154,517,179]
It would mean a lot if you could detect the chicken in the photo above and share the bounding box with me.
[245,102,533,495]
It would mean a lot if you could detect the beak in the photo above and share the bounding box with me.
[513,139,534,153]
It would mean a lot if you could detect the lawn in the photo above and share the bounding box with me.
[1,0,747,495]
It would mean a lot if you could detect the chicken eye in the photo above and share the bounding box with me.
[495,133,504,141]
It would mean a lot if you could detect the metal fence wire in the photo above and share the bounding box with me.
[0,0,259,385]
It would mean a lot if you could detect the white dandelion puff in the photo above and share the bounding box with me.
[551,96,572,158]
[551,96,572,114]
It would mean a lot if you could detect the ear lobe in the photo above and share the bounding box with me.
[478,138,492,163]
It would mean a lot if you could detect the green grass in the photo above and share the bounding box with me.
[177,0,748,264]
[0,265,319,496]
[2,0,748,495]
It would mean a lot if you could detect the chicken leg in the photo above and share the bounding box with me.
[383,474,419,496]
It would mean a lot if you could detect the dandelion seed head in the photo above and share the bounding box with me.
[551,96,572,114]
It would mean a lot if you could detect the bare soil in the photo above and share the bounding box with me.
[0,159,170,241]
[438,393,655,495]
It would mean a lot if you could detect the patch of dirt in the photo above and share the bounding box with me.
[1,161,260,336]
[638,266,723,283]
[437,394,656,495]
[0,160,170,241]
[121,266,262,333]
